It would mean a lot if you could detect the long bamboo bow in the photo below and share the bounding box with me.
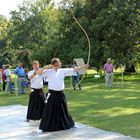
[66,0,91,88]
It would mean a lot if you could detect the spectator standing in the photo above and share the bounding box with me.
[1,65,6,91]
[14,62,26,95]
[4,65,12,95]
[103,58,114,87]
[71,61,81,90]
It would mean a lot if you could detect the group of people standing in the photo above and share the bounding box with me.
[26,58,88,132]
[0,57,113,132]
[1,62,27,95]
[0,57,113,96]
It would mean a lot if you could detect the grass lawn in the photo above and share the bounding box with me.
[0,72,140,138]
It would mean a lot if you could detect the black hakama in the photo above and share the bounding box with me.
[39,89,75,132]
[26,88,45,120]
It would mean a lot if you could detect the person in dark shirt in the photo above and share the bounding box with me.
[1,65,6,91]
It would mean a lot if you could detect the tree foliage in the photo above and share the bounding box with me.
[0,0,139,70]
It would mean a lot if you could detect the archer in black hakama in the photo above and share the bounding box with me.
[26,88,45,120]
[26,61,48,121]
[39,89,74,131]
[39,58,87,132]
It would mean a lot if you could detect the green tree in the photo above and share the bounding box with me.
[58,0,140,70]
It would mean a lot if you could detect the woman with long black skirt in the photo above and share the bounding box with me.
[26,60,51,121]
[39,58,88,131]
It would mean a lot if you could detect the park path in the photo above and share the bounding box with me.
[0,105,139,140]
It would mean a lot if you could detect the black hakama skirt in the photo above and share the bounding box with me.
[26,88,45,120]
[39,89,75,132]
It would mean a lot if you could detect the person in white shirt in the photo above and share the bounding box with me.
[71,61,81,90]
[4,64,11,95]
[39,58,88,132]
[26,60,52,122]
